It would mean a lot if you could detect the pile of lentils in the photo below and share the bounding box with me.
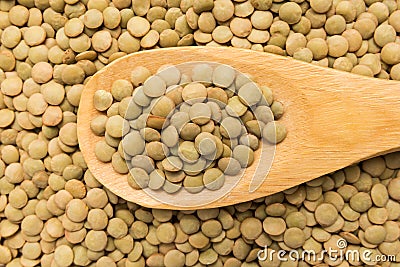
[0,0,400,266]
[92,62,286,194]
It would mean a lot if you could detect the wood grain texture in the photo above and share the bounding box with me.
[77,46,400,210]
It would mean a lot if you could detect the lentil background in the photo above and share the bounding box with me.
[0,0,400,266]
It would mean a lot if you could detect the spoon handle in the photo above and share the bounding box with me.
[262,62,400,196]
[302,69,400,162]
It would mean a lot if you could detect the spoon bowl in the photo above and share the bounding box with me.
[77,46,400,210]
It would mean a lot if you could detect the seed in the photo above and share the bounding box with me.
[27,93,47,116]
[189,103,211,125]
[147,115,166,130]
[183,174,204,193]
[238,82,262,106]
[182,82,208,104]
[64,18,84,37]
[131,155,154,174]
[128,16,151,37]
[351,65,374,77]
[183,158,207,176]
[143,75,167,97]
[166,85,184,106]
[315,203,338,227]
[0,109,15,127]
[84,9,103,28]
[286,32,307,56]
[388,178,400,201]
[107,217,128,238]
[203,168,225,190]
[263,217,286,235]
[132,87,151,108]
[381,42,400,65]
[192,64,213,83]
[128,168,149,189]
[218,157,241,175]
[1,76,23,96]
[195,132,216,156]
[87,209,108,231]
[66,199,88,222]
[390,64,400,81]
[54,245,74,267]
[350,192,373,212]
[111,79,133,102]
[161,126,179,147]
[152,96,176,117]
[364,225,386,244]
[226,96,247,117]
[170,112,190,131]
[122,131,145,157]
[42,81,65,106]
[368,2,389,23]
[193,0,214,13]
[263,121,287,144]
[240,217,262,240]
[233,145,254,168]
[0,51,15,72]
[212,26,233,43]
[147,170,166,190]
[147,141,168,161]
[157,65,181,86]
[310,0,332,13]
[162,156,183,172]
[61,65,85,85]
[178,141,199,163]
[156,222,176,243]
[213,0,234,22]
[1,26,22,49]
[325,15,346,35]
[230,17,252,38]
[201,220,221,240]
[103,6,121,29]
[220,117,242,138]
[105,115,125,138]
[164,249,185,267]
[85,230,108,252]
[180,123,201,141]
[59,123,78,147]
[371,183,389,207]
[327,35,349,57]
[284,227,305,248]
[279,2,302,24]
[160,29,180,47]
[31,62,53,84]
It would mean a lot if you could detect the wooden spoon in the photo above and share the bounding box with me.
[77,46,400,210]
